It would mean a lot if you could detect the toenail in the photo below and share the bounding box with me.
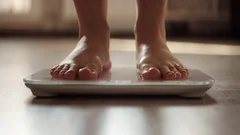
[89,68,98,74]
[181,72,187,76]
[175,71,181,75]
[90,70,96,74]
[166,71,174,76]
[54,70,60,73]
[176,65,183,68]
[169,67,175,71]
[82,68,96,74]
[181,70,187,74]
[67,70,74,73]
[65,74,73,77]
[143,67,153,73]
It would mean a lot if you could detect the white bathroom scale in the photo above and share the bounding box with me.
[23,67,215,98]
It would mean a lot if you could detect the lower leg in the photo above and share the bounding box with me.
[135,0,189,80]
[135,0,167,46]
[50,0,111,80]
[74,0,109,38]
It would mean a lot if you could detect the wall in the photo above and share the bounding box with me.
[0,0,231,36]
[61,0,230,35]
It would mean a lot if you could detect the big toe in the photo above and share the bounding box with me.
[78,67,98,80]
[139,64,161,80]
[78,63,102,80]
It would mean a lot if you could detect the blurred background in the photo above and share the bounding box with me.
[0,0,239,38]
[1,2,240,134]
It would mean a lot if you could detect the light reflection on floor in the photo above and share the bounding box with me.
[110,38,240,55]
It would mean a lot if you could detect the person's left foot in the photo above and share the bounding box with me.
[135,28,189,80]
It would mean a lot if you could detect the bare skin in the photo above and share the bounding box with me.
[50,35,111,80]
[50,0,189,80]
[50,0,111,80]
[135,0,189,80]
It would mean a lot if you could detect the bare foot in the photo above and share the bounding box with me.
[134,0,189,80]
[50,31,111,80]
[135,29,189,80]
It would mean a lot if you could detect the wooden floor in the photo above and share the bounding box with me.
[0,37,240,135]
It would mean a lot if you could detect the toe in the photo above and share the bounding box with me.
[103,61,112,71]
[78,63,101,80]
[64,64,79,80]
[50,65,58,76]
[171,67,182,80]
[159,66,176,80]
[59,64,70,78]
[139,64,161,80]
[78,67,98,80]
[78,57,103,80]
[176,65,189,78]
[53,65,64,78]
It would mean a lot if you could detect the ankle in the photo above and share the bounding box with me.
[79,21,110,38]
[135,21,165,36]
[134,23,168,50]
[77,23,110,53]
[135,26,166,44]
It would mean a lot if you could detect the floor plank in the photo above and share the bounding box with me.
[0,37,240,135]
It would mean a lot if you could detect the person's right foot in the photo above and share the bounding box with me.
[50,30,111,80]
